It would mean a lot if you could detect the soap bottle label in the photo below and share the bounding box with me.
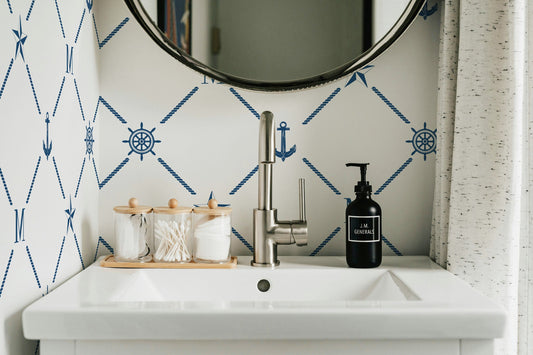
[348,216,380,242]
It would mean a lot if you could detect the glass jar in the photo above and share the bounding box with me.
[153,198,193,263]
[193,199,232,263]
[113,198,152,262]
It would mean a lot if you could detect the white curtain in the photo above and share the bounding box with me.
[430,1,530,354]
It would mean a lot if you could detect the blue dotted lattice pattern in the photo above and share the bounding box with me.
[93,0,439,263]
[0,3,440,352]
[0,1,127,352]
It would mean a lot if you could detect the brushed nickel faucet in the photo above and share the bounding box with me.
[251,111,308,267]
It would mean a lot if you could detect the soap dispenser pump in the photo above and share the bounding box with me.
[345,163,382,268]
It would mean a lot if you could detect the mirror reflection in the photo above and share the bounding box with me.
[139,0,411,82]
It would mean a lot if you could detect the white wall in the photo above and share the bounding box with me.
[191,0,214,65]
[0,1,99,353]
[140,0,158,23]
[97,1,440,259]
[373,0,411,43]
[0,0,440,351]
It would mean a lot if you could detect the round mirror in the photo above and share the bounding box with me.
[125,0,424,91]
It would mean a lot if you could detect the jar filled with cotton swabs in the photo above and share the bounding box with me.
[193,199,232,263]
[153,198,193,263]
[113,198,152,262]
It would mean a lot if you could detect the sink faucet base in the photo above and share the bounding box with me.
[251,260,280,268]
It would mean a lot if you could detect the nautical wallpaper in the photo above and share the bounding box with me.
[0,0,99,353]
[97,0,439,258]
[0,0,439,353]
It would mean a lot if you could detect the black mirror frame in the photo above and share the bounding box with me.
[124,0,426,92]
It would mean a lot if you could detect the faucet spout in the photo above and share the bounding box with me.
[252,111,308,268]
[258,111,274,211]
[259,111,275,164]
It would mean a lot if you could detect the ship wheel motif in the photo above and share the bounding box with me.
[84,123,94,155]
[406,122,437,161]
[123,122,161,160]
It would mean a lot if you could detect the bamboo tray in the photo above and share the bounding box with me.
[100,255,237,269]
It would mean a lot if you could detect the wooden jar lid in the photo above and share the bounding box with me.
[113,197,152,214]
[193,199,232,215]
[153,198,192,214]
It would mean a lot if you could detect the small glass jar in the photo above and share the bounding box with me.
[153,198,193,263]
[113,198,152,262]
[193,199,232,263]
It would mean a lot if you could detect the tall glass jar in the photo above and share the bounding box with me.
[113,198,152,262]
[153,198,193,263]
[193,199,232,263]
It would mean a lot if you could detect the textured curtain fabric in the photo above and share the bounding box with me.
[430,1,529,354]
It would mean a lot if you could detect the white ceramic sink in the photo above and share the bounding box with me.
[102,267,417,304]
[23,256,505,355]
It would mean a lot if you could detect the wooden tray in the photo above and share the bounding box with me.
[100,255,237,269]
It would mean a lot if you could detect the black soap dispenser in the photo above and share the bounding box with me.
[345,163,382,268]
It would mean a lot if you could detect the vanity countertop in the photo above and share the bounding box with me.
[23,256,505,341]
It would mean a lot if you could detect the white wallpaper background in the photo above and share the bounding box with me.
[0,0,99,353]
[0,0,439,353]
[98,0,440,258]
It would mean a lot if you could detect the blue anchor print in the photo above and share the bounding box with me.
[43,113,52,159]
[419,1,438,20]
[275,121,296,162]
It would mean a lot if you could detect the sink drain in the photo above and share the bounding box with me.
[257,279,270,292]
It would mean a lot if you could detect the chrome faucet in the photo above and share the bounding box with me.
[251,111,308,267]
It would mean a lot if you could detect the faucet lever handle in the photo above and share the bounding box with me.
[298,178,306,222]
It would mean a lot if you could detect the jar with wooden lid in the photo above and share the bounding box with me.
[113,198,152,262]
[192,199,232,263]
[153,198,193,263]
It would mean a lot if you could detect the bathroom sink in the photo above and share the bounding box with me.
[23,256,505,355]
[102,266,418,304]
